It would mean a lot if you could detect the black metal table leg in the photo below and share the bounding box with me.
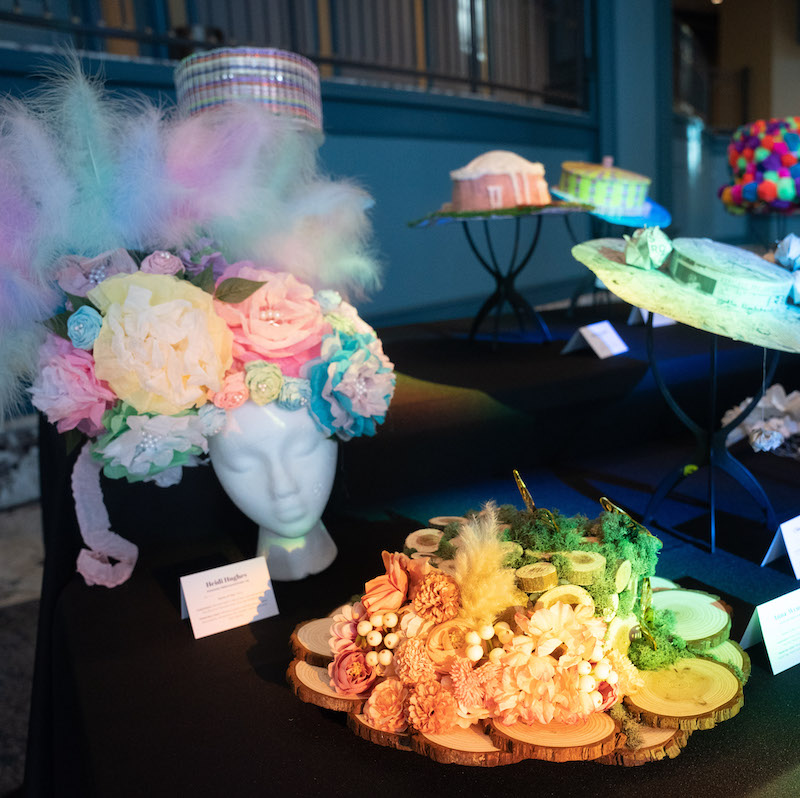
[642,313,780,551]
[462,215,550,344]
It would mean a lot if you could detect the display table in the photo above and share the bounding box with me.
[411,203,589,343]
[571,238,800,553]
[23,499,800,798]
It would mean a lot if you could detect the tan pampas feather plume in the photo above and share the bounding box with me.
[453,502,524,627]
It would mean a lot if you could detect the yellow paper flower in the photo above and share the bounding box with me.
[89,272,233,415]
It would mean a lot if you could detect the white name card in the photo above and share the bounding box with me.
[626,306,677,327]
[561,320,629,359]
[761,514,800,579]
[180,557,279,639]
[740,586,800,675]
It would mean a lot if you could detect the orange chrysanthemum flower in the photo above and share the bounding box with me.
[412,571,460,624]
[405,680,459,734]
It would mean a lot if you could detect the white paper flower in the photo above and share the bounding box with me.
[95,413,208,478]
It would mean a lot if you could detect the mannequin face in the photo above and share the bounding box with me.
[208,402,338,538]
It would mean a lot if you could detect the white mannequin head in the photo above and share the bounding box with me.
[208,401,338,579]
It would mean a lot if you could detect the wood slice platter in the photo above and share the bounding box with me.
[596,724,692,766]
[623,658,743,730]
[411,724,519,766]
[650,576,680,591]
[487,714,623,763]
[288,609,746,767]
[291,618,334,666]
[347,714,413,752]
[651,588,732,649]
[704,639,752,683]
[286,659,367,714]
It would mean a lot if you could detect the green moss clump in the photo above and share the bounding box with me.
[617,587,636,617]
[627,608,692,670]
[598,512,662,580]
[609,704,644,749]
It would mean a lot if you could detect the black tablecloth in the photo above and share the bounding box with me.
[24,496,800,798]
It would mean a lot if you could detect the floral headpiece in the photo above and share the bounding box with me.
[29,243,395,587]
[31,243,395,488]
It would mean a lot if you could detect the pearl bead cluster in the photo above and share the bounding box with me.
[356,612,400,668]
[134,431,161,455]
[258,305,283,325]
[464,623,496,662]
[576,657,617,709]
[88,262,108,284]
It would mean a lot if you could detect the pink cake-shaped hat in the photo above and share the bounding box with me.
[175,47,322,133]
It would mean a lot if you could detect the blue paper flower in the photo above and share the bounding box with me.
[305,331,395,441]
[67,305,103,350]
[278,377,312,410]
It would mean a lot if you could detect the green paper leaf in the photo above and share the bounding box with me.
[65,293,98,312]
[44,312,71,340]
[188,265,216,295]
[63,428,85,456]
[214,277,266,304]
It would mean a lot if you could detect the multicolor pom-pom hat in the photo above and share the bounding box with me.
[719,116,800,213]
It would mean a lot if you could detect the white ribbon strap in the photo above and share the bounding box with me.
[71,443,139,587]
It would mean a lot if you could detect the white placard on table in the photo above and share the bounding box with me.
[761,514,800,579]
[740,586,800,675]
[180,557,279,639]
[561,320,629,359]
[626,306,677,327]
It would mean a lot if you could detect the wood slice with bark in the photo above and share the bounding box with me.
[596,725,692,766]
[286,659,367,714]
[290,618,334,666]
[703,639,751,683]
[347,714,413,752]
[624,658,743,730]
[411,722,519,766]
[487,713,623,763]
[651,588,732,649]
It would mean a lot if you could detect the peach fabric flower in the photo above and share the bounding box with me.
[328,602,368,656]
[520,602,606,668]
[89,272,232,415]
[213,265,331,377]
[362,551,409,613]
[364,678,408,733]
[405,680,459,735]
[425,619,473,674]
[209,370,249,409]
[449,657,484,710]
[398,552,432,600]
[412,571,460,624]
[393,637,436,687]
[328,649,376,696]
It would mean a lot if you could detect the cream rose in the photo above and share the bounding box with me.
[89,272,233,415]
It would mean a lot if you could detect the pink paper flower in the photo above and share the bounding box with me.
[140,250,185,276]
[29,333,115,436]
[328,649,377,696]
[56,249,138,297]
[328,602,368,656]
[362,551,409,613]
[213,265,331,377]
[364,678,408,733]
[209,370,249,410]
